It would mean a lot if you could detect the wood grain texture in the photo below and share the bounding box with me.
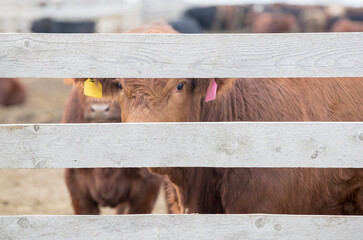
[1,33,363,78]
[0,122,362,168]
[0,214,362,240]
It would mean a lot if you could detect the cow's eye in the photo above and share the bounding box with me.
[117,82,122,90]
[176,83,184,91]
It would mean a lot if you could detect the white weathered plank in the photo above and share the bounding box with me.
[0,122,362,168]
[0,214,362,240]
[1,33,363,78]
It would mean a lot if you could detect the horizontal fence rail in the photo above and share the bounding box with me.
[0,122,362,168]
[0,214,362,240]
[1,33,363,78]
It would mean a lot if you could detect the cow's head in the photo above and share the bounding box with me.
[64,79,121,123]
[77,22,235,123]
[90,77,234,122]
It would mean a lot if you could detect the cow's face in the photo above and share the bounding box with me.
[92,77,235,123]
[102,78,201,122]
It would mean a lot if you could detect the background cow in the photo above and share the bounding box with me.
[63,83,162,214]
[251,12,299,33]
[0,78,26,107]
[31,18,95,33]
[330,18,363,32]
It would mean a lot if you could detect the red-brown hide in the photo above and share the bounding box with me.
[252,12,299,33]
[330,18,363,32]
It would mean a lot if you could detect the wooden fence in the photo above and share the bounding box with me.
[0,33,362,239]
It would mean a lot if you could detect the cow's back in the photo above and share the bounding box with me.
[330,18,363,32]
[202,77,363,214]
[220,168,362,214]
[202,78,363,122]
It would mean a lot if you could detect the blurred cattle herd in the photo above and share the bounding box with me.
[28,3,363,34]
[171,3,363,33]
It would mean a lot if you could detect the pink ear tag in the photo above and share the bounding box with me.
[205,79,218,102]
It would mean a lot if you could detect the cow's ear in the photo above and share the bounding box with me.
[214,78,236,98]
[194,78,236,102]
[74,78,120,99]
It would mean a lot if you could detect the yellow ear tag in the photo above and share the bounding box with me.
[84,78,102,98]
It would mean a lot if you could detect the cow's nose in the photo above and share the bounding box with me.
[89,104,111,122]
[91,104,110,114]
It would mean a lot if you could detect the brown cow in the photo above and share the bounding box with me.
[330,18,363,32]
[251,12,299,33]
[77,22,363,215]
[0,78,26,106]
[63,83,162,214]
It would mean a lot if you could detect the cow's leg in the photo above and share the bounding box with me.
[128,178,161,214]
[163,179,182,213]
[115,202,129,214]
[355,187,363,214]
[65,169,100,214]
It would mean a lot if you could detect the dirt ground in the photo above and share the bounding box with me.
[0,79,167,215]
